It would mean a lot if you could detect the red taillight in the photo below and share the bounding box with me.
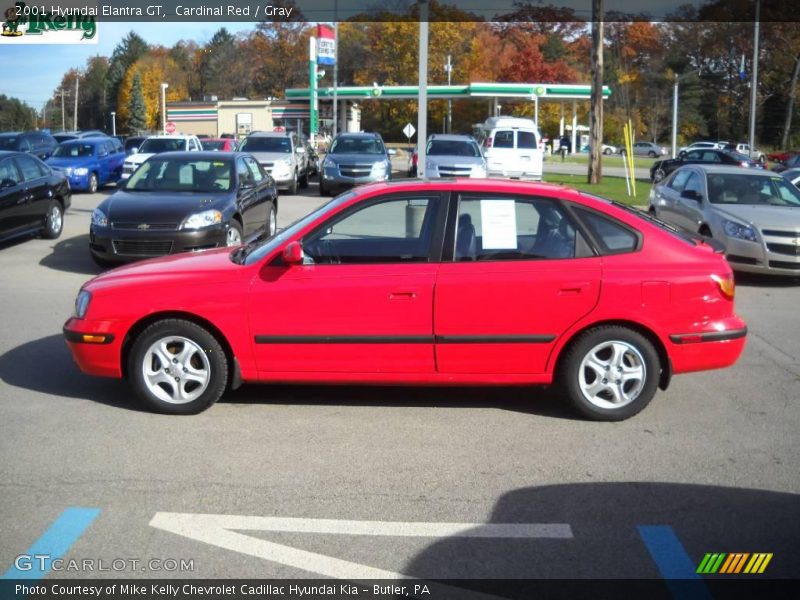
[711,274,735,300]
[486,137,493,148]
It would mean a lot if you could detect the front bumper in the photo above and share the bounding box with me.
[89,223,230,264]
[63,318,125,378]
[321,169,390,191]
[723,231,800,276]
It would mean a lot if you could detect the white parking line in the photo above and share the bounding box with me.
[150,512,573,587]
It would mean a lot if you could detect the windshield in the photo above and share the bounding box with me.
[53,143,95,158]
[53,134,78,143]
[203,141,228,151]
[427,140,481,157]
[239,191,357,265]
[138,138,186,153]
[124,157,233,193]
[238,137,291,153]
[125,138,143,151]
[707,174,800,206]
[329,137,385,155]
[0,137,18,150]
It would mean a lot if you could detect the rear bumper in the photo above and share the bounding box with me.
[668,319,747,374]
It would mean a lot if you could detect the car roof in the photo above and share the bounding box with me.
[141,151,241,159]
[681,165,768,176]
[428,134,476,142]
[143,135,195,140]
[0,132,22,137]
[334,132,381,138]
[0,150,25,157]
[246,131,292,137]
[60,137,107,145]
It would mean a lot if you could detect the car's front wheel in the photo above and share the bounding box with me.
[287,171,298,195]
[226,220,243,246]
[560,326,660,421]
[648,151,657,158]
[88,173,98,194]
[42,200,63,239]
[266,202,277,236]
[603,147,613,155]
[128,319,228,415]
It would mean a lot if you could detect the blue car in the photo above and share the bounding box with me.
[46,138,125,193]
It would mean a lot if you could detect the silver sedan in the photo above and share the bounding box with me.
[648,165,800,276]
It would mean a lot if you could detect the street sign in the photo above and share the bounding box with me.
[403,123,416,140]
[165,121,176,134]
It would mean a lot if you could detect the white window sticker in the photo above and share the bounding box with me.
[480,200,518,249]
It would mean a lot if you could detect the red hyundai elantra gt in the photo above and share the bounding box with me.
[64,179,746,420]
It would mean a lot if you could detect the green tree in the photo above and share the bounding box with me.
[127,74,147,133]
[107,32,149,116]
[0,95,36,131]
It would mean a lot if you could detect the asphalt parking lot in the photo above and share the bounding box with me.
[1,174,799,590]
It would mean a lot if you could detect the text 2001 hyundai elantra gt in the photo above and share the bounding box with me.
[64,179,747,421]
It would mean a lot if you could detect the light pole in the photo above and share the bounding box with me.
[417,0,429,178]
[748,0,760,157]
[670,70,697,158]
[160,82,169,134]
[444,54,452,134]
[110,111,116,136]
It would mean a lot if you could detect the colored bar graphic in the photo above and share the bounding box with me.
[698,552,773,575]
[1,507,100,580]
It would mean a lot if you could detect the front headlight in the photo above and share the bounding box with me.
[91,208,108,227]
[371,161,388,177]
[180,209,223,230]
[722,219,757,242]
[74,290,91,319]
[73,167,89,176]
[63,167,74,176]
[322,157,336,169]
[471,164,487,178]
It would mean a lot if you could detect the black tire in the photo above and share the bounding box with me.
[619,149,627,156]
[698,225,712,238]
[42,200,63,239]
[90,253,119,269]
[88,173,98,194]
[266,202,277,237]
[128,319,228,415]
[648,206,657,217]
[559,326,660,421]
[603,147,612,155]
[226,220,243,246]
[287,171,298,195]
[299,170,309,189]
[318,179,328,196]
[648,151,657,158]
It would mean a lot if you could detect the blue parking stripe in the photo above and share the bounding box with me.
[1,507,100,580]
[637,525,712,600]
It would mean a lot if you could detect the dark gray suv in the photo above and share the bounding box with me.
[319,132,395,196]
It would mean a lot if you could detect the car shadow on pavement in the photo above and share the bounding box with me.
[0,334,142,412]
[39,233,103,276]
[222,383,575,419]
[402,482,800,596]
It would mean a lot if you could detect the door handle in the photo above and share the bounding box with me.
[389,291,417,300]
[558,282,590,295]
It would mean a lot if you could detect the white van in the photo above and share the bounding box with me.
[479,117,543,181]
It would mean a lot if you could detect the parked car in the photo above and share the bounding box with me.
[0,131,58,160]
[479,116,543,180]
[677,141,719,156]
[650,148,761,182]
[771,153,800,173]
[767,150,798,164]
[580,143,618,155]
[88,152,277,267]
[53,130,108,143]
[46,138,126,193]
[717,142,766,164]
[201,138,237,152]
[66,178,746,420]
[318,132,395,196]
[621,142,668,158]
[238,131,308,194]
[121,135,203,180]
[423,134,487,178]
[0,151,71,242]
[123,136,147,156]
[648,165,800,276]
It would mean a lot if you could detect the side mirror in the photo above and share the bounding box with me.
[681,189,702,202]
[1,178,17,189]
[282,241,303,265]
[99,151,108,158]
[130,147,138,154]
[387,148,397,156]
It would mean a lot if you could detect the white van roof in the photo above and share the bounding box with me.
[483,116,538,131]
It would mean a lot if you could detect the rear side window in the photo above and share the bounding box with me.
[492,131,514,148]
[668,169,691,192]
[16,155,47,181]
[517,131,539,149]
[573,207,639,254]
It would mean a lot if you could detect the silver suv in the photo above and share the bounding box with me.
[319,132,395,196]
[238,131,308,194]
[424,134,486,178]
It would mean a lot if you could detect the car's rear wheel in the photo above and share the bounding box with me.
[128,319,228,415]
[560,326,660,421]
[88,173,98,194]
[267,202,277,236]
[42,200,63,239]
[226,220,243,246]
[648,151,657,158]
[288,171,298,195]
